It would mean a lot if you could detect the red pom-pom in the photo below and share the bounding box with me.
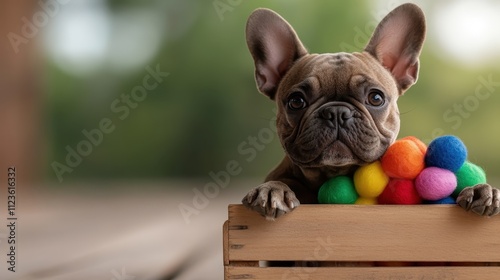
[381,138,426,179]
[378,179,422,204]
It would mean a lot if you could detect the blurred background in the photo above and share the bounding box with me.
[1,0,500,279]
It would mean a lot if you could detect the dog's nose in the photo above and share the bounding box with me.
[319,106,353,126]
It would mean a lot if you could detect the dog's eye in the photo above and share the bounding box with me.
[287,94,307,110]
[367,90,385,107]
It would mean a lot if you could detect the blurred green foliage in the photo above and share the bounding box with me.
[45,0,500,183]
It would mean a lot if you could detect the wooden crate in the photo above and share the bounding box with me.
[223,204,500,280]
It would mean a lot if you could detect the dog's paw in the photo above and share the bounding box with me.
[456,184,500,216]
[242,181,300,220]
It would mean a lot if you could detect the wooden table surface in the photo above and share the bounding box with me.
[2,179,498,280]
[0,180,251,280]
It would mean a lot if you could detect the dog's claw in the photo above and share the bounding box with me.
[457,184,500,217]
[242,181,300,219]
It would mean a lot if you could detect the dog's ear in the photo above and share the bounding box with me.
[365,3,426,93]
[246,9,308,100]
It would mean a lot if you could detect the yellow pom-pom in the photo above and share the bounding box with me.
[355,197,377,205]
[354,161,389,198]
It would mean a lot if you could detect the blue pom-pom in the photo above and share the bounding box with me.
[425,196,456,204]
[425,135,467,172]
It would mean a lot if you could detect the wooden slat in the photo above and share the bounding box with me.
[227,204,500,262]
[225,266,500,280]
[223,220,229,266]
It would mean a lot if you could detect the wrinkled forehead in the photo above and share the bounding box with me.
[279,52,396,96]
[303,52,365,73]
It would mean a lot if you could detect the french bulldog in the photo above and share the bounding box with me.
[242,3,500,219]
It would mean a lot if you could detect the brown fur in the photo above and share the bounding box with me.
[242,3,499,219]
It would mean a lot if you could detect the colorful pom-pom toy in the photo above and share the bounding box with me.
[318,176,358,204]
[318,135,487,205]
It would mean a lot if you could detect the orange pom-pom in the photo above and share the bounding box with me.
[381,137,426,179]
[401,136,427,154]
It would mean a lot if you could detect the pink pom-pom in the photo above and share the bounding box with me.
[415,167,457,200]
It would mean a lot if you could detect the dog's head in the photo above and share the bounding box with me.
[246,3,426,168]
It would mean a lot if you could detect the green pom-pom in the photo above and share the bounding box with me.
[452,161,487,198]
[318,176,358,204]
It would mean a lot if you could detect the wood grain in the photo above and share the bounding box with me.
[223,220,229,266]
[226,204,500,262]
[225,266,500,280]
